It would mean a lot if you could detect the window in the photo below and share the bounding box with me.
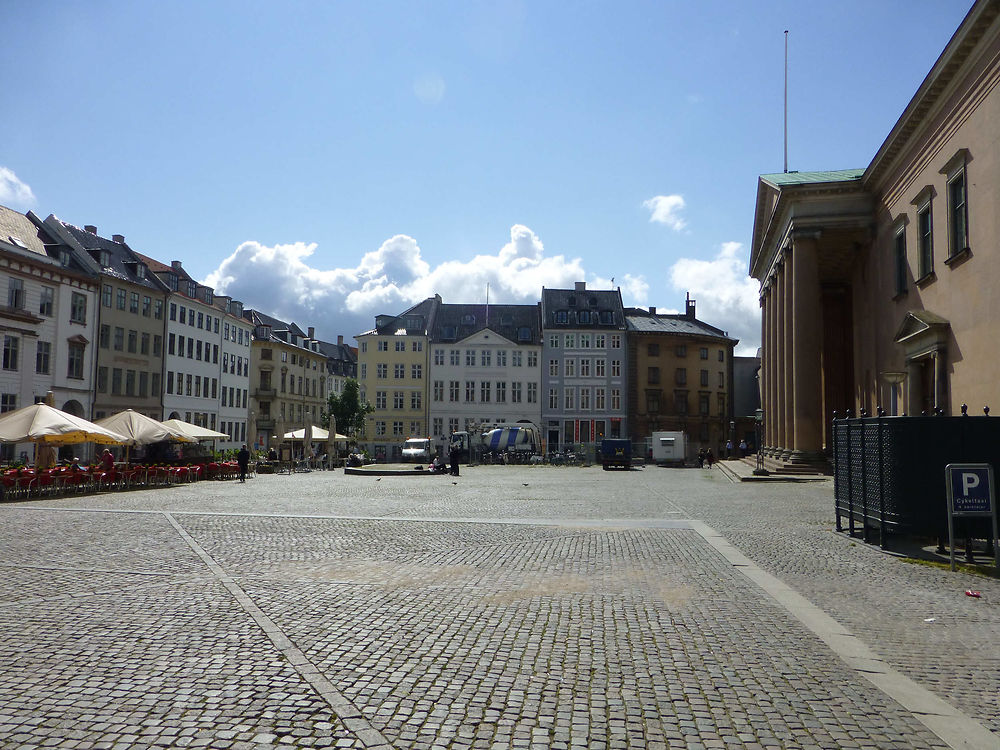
[676,344,687,357]
[947,167,969,258]
[595,387,605,410]
[549,389,558,409]
[611,335,621,349]
[35,341,51,374]
[112,368,122,395]
[496,381,506,403]
[611,360,621,377]
[565,359,575,377]
[674,390,687,414]
[393,421,404,436]
[465,381,476,402]
[718,371,725,388]
[377,363,387,379]
[578,310,590,324]
[699,347,708,359]
[410,391,421,409]
[0,394,15,413]
[117,289,126,310]
[528,351,537,368]
[648,366,660,384]
[549,359,559,377]
[375,420,386,436]
[98,367,108,393]
[114,327,124,351]
[100,325,111,349]
[580,359,591,377]
[480,381,491,402]
[394,363,405,379]
[580,388,590,410]
[565,334,576,349]
[140,332,150,355]
[564,388,574,410]
[596,359,606,377]
[68,343,85,379]
[433,417,443,437]
[555,310,568,324]
[166,371,174,394]
[102,284,112,307]
[411,364,422,379]
[360,363,367,379]
[449,381,459,401]
[130,292,139,313]
[434,349,444,366]
[646,392,660,413]
[393,391,404,409]
[699,393,710,416]
[527,383,537,403]
[511,382,522,402]
[718,350,724,362]
[894,226,907,297]
[39,287,54,316]
[127,330,137,354]
[154,300,163,320]
[497,350,507,366]
[375,390,387,409]
[647,343,659,357]
[395,341,405,352]
[433,381,444,401]
[512,350,522,367]
[70,293,87,323]
[549,335,560,349]
[360,342,368,353]
[378,341,388,351]
[450,349,460,365]
[700,369,709,387]
[412,341,422,352]
[153,335,162,356]
[449,418,459,434]
[466,349,475,366]
[676,368,687,385]
[142,296,151,316]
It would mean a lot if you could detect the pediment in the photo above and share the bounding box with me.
[456,327,517,347]
[893,309,949,345]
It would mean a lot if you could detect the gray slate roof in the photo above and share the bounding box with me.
[430,303,541,344]
[54,219,169,292]
[625,308,736,343]
[541,285,625,330]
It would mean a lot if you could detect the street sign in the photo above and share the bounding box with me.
[944,463,999,572]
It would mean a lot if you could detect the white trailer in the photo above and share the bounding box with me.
[651,431,687,465]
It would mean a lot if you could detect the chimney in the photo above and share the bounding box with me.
[171,260,183,270]
[337,335,344,346]
[649,306,656,315]
[574,281,586,291]
[84,225,98,234]
[685,292,696,320]
[308,326,315,339]
[112,234,125,244]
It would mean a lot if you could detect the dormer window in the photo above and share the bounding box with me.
[567,296,577,307]
[136,264,146,280]
[600,310,614,325]
[187,281,197,298]
[461,314,476,326]
[517,326,531,342]
[204,289,213,304]
[99,250,111,267]
[167,273,179,291]
[555,310,568,324]
[232,302,242,316]
[578,310,591,324]
[60,250,70,267]
[500,313,513,326]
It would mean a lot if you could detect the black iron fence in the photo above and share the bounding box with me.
[833,407,999,549]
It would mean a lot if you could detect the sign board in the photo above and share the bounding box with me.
[944,463,999,572]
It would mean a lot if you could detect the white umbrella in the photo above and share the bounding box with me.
[96,410,195,445]
[160,419,229,441]
[0,403,128,446]
[283,425,329,441]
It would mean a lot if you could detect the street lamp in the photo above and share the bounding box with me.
[753,408,769,476]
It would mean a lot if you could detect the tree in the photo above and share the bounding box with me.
[322,379,372,437]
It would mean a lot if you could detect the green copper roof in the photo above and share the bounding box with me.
[760,168,865,186]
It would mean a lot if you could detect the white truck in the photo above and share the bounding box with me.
[651,431,687,466]
[401,437,432,463]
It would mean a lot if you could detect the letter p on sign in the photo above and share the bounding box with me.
[962,472,981,495]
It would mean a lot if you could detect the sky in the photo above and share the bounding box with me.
[0,0,975,355]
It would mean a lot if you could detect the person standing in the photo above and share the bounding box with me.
[448,444,460,477]
[237,444,251,483]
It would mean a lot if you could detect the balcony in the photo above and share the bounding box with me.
[255,387,277,398]
[256,418,275,430]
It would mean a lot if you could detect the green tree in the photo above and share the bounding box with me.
[322,379,372,437]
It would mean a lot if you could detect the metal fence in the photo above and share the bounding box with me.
[833,410,999,549]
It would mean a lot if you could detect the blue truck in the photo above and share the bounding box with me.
[600,438,632,470]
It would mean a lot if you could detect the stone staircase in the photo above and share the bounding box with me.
[737,454,830,476]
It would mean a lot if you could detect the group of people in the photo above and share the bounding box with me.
[697,448,715,468]
[724,439,750,458]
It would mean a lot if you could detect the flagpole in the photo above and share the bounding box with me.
[784,29,789,173]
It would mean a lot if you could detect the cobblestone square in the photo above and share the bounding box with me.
[1,466,997,749]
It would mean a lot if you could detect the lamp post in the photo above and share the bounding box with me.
[880,371,907,416]
[753,408,769,476]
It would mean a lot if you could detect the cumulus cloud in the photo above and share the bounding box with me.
[0,167,36,209]
[643,194,686,230]
[668,241,761,355]
[204,225,637,342]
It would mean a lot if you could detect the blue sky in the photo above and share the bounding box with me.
[0,1,974,353]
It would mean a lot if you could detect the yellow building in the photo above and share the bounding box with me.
[356,296,438,461]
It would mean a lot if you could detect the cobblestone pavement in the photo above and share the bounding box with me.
[0,465,995,749]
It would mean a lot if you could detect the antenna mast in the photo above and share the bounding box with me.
[784,29,789,173]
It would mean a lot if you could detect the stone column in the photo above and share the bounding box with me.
[906,359,922,415]
[790,237,823,459]
[781,255,794,458]
[763,287,774,452]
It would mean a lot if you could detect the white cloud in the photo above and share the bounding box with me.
[204,224,639,342]
[0,167,36,209]
[668,241,761,355]
[413,73,446,104]
[643,194,686,230]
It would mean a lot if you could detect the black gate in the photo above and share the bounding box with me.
[832,411,999,548]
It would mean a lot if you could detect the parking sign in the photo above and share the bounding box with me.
[944,463,999,571]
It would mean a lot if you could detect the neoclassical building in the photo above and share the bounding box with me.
[751,0,1000,463]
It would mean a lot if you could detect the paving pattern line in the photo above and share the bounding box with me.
[690,520,999,750]
[162,511,396,750]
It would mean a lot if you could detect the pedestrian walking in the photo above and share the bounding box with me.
[697,449,705,469]
[706,449,715,468]
[237,444,251,483]
[725,439,733,459]
[448,444,460,476]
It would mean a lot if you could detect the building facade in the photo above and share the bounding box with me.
[750,0,1000,463]
[246,311,326,450]
[40,218,168,421]
[540,282,628,453]
[0,207,100,459]
[625,299,737,458]
[356,297,437,461]
[427,303,542,451]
